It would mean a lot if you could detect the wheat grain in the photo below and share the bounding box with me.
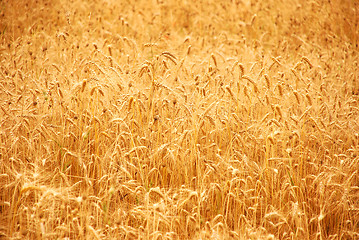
[225,85,236,101]
[264,74,271,89]
[211,53,217,68]
[305,93,312,106]
[242,75,259,93]
[301,56,313,68]
[187,45,192,55]
[293,90,300,104]
[161,51,177,65]
[275,105,283,119]
[277,82,283,96]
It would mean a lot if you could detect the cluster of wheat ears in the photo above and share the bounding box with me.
[0,0,358,239]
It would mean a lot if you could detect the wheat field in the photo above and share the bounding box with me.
[0,0,358,239]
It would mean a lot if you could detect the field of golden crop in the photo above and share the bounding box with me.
[1,0,358,239]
